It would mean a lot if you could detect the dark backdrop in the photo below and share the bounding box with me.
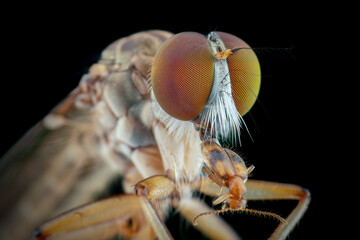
[1,3,349,240]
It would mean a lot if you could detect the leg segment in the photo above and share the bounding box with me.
[33,194,153,240]
[34,173,178,240]
[193,177,310,240]
[135,175,176,240]
[177,197,241,240]
[246,180,311,240]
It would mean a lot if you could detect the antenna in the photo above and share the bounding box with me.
[193,207,286,225]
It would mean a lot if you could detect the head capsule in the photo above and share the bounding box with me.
[151,31,261,121]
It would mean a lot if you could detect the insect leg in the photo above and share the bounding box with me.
[202,165,226,188]
[191,175,229,198]
[246,179,311,240]
[33,194,153,240]
[176,197,241,240]
[135,175,176,240]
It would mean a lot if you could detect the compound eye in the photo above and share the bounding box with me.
[215,32,261,116]
[151,32,214,120]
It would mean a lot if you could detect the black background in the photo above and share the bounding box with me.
[1,3,352,240]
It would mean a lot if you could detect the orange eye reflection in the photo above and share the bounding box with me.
[151,32,214,120]
[214,32,261,116]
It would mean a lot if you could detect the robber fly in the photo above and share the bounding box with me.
[0,30,310,240]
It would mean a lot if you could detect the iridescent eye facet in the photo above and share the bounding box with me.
[215,32,261,116]
[151,32,214,120]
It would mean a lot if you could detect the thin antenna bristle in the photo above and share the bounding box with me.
[239,208,287,224]
[193,208,231,225]
[193,207,286,226]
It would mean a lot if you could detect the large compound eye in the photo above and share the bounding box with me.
[215,32,261,116]
[151,32,214,120]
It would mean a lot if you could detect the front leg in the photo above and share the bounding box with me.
[194,177,310,240]
[135,175,176,240]
[33,194,153,240]
[246,180,311,240]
